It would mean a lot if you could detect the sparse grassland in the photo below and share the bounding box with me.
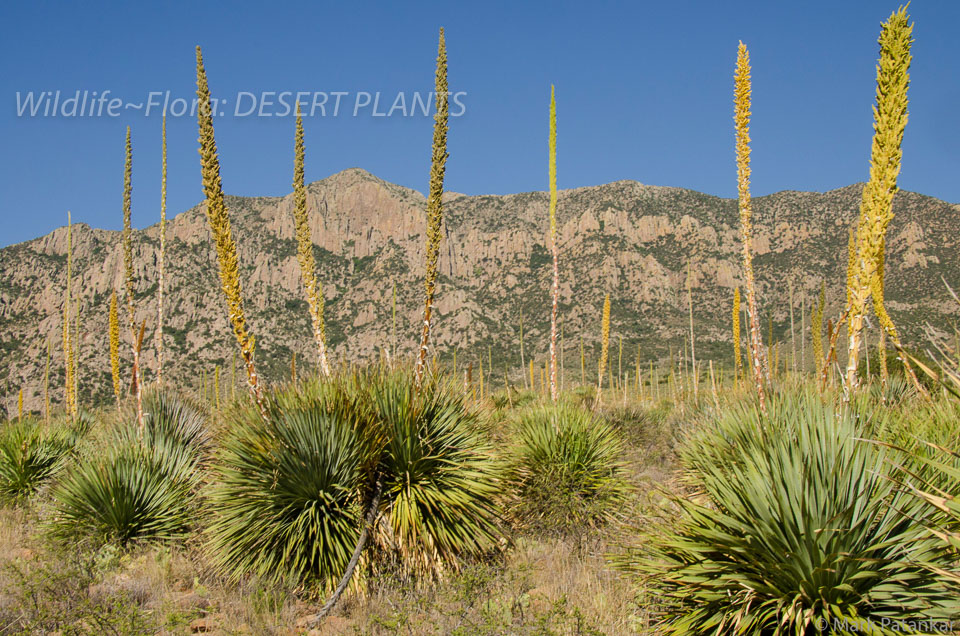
[4,5,960,635]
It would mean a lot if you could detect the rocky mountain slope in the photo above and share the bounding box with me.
[2,168,958,415]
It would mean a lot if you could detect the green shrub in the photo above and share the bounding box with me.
[49,394,203,545]
[206,369,503,587]
[205,378,366,587]
[366,371,503,576]
[625,391,960,634]
[138,389,209,452]
[0,414,86,503]
[506,404,626,536]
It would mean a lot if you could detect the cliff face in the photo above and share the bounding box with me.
[2,168,958,415]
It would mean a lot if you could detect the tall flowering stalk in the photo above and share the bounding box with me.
[846,6,915,392]
[734,42,767,414]
[519,308,526,388]
[195,46,265,416]
[812,283,825,374]
[732,287,742,381]
[44,338,50,424]
[593,294,610,409]
[291,104,331,376]
[414,28,449,390]
[62,212,76,417]
[110,290,121,411]
[156,115,167,386]
[121,127,144,429]
[74,298,80,405]
[547,85,560,401]
[686,264,697,400]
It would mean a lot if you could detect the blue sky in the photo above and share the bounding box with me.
[2,1,959,247]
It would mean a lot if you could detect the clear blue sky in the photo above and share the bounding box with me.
[2,1,959,247]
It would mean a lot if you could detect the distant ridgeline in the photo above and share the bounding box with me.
[1,167,958,413]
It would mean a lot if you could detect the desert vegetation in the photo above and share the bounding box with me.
[2,6,960,635]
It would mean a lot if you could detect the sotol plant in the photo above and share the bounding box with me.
[812,281,825,374]
[414,28,449,390]
[50,392,204,545]
[62,212,75,417]
[846,6,917,392]
[195,46,266,415]
[0,417,81,503]
[732,287,742,381]
[624,391,960,633]
[734,41,768,413]
[593,294,610,409]
[547,85,560,401]
[109,290,121,411]
[207,369,501,620]
[506,404,625,536]
[291,104,332,376]
[156,115,167,386]
[120,127,144,429]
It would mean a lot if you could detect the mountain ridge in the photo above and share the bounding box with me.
[2,168,958,415]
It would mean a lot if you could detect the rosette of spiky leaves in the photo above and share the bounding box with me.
[138,389,210,455]
[900,441,960,584]
[505,404,626,536]
[49,396,203,545]
[364,370,502,577]
[0,417,80,503]
[50,441,198,545]
[205,378,371,588]
[622,390,960,634]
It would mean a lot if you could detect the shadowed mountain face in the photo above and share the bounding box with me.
[1,167,958,415]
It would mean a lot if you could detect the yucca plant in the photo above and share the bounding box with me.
[414,28,450,390]
[734,41,767,413]
[291,104,332,376]
[846,6,917,392]
[207,367,502,619]
[156,115,168,386]
[505,404,625,536]
[49,392,204,545]
[109,289,121,410]
[0,417,81,503]
[624,390,960,634]
[205,378,367,588]
[195,46,266,415]
[547,85,560,400]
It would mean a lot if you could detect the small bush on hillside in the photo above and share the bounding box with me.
[506,404,626,537]
[206,369,503,588]
[0,414,87,503]
[622,391,960,634]
[49,393,203,545]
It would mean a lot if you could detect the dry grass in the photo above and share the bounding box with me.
[0,394,679,635]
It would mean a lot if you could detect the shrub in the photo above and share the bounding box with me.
[136,389,209,457]
[625,391,960,634]
[206,369,503,588]
[506,404,626,536]
[366,371,503,576]
[0,414,86,503]
[205,378,366,587]
[49,394,203,545]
